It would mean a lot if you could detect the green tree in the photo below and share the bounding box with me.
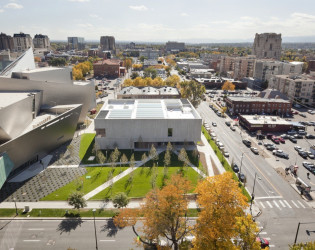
[68,192,87,211]
[144,67,157,79]
[149,144,158,163]
[48,57,67,66]
[112,192,130,208]
[180,80,206,107]
[130,72,139,79]
[164,149,171,168]
[129,154,135,169]
[96,150,106,165]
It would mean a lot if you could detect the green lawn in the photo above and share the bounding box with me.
[41,166,128,201]
[202,126,251,201]
[79,133,95,160]
[90,166,201,200]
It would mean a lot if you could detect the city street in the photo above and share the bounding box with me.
[197,101,315,248]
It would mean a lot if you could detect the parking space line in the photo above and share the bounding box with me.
[266,201,273,208]
[297,201,306,208]
[28,228,44,231]
[269,245,275,248]
[259,202,265,209]
[23,240,41,242]
[100,240,116,242]
[284,200,292,208]
[273,200,281,210]
[291,200,299,208]
[279,200,286,207]
[260,232,267,235]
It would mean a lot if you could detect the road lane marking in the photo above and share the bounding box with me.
[259,202,265,209]
[297,201,306,208]
[273,200,281,210]
[291,200,299,208]
[265,238,271,240]
[28,228,44,231]
[266,201,273,208]
[260,232,267,235]
[255,196,282,200]
[269,245,275,248]
[23,240,41,242]
[100,240,116,242]
[258,226,264,229]
[279,200,286,207]
[283,200,292,208]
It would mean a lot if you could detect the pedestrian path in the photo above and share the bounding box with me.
[82,149,165,200]
[256,198,309,210]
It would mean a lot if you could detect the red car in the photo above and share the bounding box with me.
[271,136,280,144]
[256,237,269,248]
[278,137,285,143]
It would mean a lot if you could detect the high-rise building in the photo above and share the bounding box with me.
[252,33,282,60]
[219,56,255,80]
[67,37,85,50]
[0,33,14,51]
[100,36,116,52]
[33,34,50,50]
[13,32,33,52]
[165,41,185,52]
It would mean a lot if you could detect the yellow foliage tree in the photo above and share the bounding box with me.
[132,64,143,71]
[193,172,249,249]
[165,75,180,87]
[123,79,133,87]
[142,77,152,87]
[222,80,235,91]
[34,56,41,63]
[72,67,84,80]
[124,58,132,70]
[152,77,164,87]
[133,77,144,87]
[114,175,192,250]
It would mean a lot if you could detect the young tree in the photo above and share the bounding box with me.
[114,175,192,250]
[112,192,130,209]
[130,72,139,79]
[178,148,189,166]
[222,80,235,91]
[68,192,87,211]
[179,80,206,107]
[150,163,158,189]
[149,144,158,163]
[129,153,135,169]
[141,153,148,166]
[96,150,106,165]
[120,153,128,172]
[193,172,249,249]
[164,149,171,168]
[166,141,173,152]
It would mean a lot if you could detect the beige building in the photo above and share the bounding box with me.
[252,33,282,60]
[220,56,255,80]
[13,32,33,52]
[269,75,315,107]
[33,34,50,50]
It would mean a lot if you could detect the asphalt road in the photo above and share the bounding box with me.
[197,100,315,248]
[0,218,142,250]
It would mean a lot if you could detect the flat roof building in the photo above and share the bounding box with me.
[94,99,201,149]
[117,86,180,99]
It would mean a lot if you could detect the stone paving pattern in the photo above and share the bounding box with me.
[0,167,86,202]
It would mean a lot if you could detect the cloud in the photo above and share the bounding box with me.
[68,0,90,2]
[129,5,148,11]
[5,3,23,9]
[180,12,189,17]
[291,12,315,21]
[77,23,94,28]
[89,14,102,20]
[0,9,4,13]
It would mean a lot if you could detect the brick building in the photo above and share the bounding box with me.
[239,115,292,132]
[219,56,255,80]
[226,96,291,115]
[93,59,123,78]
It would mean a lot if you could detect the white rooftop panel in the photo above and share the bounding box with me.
[108,109,132,119]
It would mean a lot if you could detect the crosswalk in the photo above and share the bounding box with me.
[257,224,275,248]
[256,199,308,210]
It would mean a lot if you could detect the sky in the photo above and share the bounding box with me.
[1,0,315,42]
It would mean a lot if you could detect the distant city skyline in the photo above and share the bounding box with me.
[0,0,315,42]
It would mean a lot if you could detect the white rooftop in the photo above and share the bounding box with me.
[98,99,200,120]
[242,115,291,125]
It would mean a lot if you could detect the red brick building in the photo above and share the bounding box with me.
[226,96,291,116]
[93,59,123,78]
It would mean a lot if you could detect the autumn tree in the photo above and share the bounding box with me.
[149,144,158,163]
[180,80,206,107]
[165,75,181,87]
[144,67,157,79]
[290,241,315,250]
[114,175,193,250]
[222,80,235,91]
[132,64,143,71]
[123,57,132,70]
[34,56,41,63]
[193,172,250,249]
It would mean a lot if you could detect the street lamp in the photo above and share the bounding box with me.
[13,197,18,215]
[250,173,257,215]
[92,208,98,250]
[294,222,315,244]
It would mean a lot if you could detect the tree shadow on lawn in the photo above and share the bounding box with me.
[100,219,122,237]
[57,216,84,234]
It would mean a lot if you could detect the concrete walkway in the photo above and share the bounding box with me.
[82,149,164,200]
[197,133,225,176]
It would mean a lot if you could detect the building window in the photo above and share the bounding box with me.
[168,128,173,137]
[96,129,106,137]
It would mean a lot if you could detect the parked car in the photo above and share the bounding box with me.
[230,126,236,131]
[294,134,304,139]
[271,136,280,144]
[299,151,308,159]
[212,122,217,127]
[288,130,297,135]
[238,172,246,183]
[256,134,266,140]
[273,150,289,159]
[223,151,229,157]
[306,151,315,159]
[233,164,240,173]
[294,146,303,152]
[250,147,259,154]
[306,134,315,139]
[278,137,285,143]
[266,133,274,139]
[289,136,297,143]
[264,142,273,148]
[298,130,307,135]
[280,134,289,139]
[242,139,251,147]
[225,121,231,126]
[300,113,307,118]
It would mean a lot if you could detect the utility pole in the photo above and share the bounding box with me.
[250,173,257,215]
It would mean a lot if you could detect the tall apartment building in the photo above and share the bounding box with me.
[252,33,282,60]
[67,37,85,50]
[13,32,33,52]
[165,41,185,52]
[0,33,14,51]
[269,75,315,107]
[254,60,303,82]
[100,36,116,52]
[33,34,50,50]
[219,56,255,80]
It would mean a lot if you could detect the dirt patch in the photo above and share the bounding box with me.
[276,167,295,183]
[211,157,221,175]
[199,152,208,175]
[197,141,204,146]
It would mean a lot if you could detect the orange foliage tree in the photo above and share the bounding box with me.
[193,172,255,249]
[222,80,235,91]
[114,175,193,250]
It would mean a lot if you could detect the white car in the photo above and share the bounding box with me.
[250,147,259,154]
[223,151,229,157]
[306,151,315,159]
[294,146,302,152]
